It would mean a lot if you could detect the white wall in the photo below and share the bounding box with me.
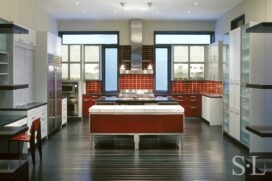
[58,20,216,45]
[215,0,272,41]
[0,0,58,34]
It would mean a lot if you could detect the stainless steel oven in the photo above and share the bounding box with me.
[62,82,79,117]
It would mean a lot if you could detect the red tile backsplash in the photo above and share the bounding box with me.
[119,74,154,90]
[171,81,223,94]
[86,81,102,94]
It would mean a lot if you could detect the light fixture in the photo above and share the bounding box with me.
[156,10,160,14]
[113,10,118,14]
[194,2,198,6]
[147,64,153,70]
[82,10,86,14]
[120,64,126,70]
[75,1,80,5]
[187,10,191,14]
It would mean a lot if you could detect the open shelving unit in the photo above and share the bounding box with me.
[0,50,9,84]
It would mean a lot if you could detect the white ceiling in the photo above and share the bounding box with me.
[32,0,243,20]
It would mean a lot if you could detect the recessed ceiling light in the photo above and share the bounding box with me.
[75,1,80,5]
[82,10,86,14]
[113,10,118,14]
[194,2,198,6]
[187,10,191,14]
[156,10,160,14]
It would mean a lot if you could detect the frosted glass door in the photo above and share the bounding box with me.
[155,48,169,91]
[104,47,118,92]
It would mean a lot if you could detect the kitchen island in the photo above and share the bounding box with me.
[89,105,184,150]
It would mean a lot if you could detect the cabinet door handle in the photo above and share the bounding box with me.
[190,96,196,98]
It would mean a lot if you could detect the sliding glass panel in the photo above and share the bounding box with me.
[190,46,205,62]
[174,64,188,80]
[85,46,100,62]
[173,46,188,62]
[105,48,118,92]
[155,48,169,91]
[62,63,68,80]
[70,45,81,62]
[190,64,204,80]
[63,34,118,45]
[85,64,99,80]
[62,45,68,62]
[70,64,81,80]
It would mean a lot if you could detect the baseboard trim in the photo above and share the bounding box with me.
[223,131,249,152]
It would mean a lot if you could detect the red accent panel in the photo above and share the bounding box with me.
[137,115,161,133]
[161,115,183,133]
[90,115,115,133]
[114,115,137,133]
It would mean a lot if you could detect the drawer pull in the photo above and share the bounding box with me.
[190,96,196,98]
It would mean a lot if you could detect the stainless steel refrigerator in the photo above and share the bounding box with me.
[48,54,62,135]
[35,32,62,136]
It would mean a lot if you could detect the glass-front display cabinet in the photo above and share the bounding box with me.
[222,33,229,133]
[240,24,250,147]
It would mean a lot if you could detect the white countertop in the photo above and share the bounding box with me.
[89,105,184,115]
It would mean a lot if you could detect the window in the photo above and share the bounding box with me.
[155,33,213,45]
[173,45,205,80]
[155,47,170,92]
[60,32,118,83]
[61,45,82,81]
[61,33,118,45]
[84,46,100,80]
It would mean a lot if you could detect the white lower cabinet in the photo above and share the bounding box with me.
[201,96,223,125]
[62,98,67,126]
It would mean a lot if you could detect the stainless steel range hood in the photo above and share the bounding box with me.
[120,19,153,74]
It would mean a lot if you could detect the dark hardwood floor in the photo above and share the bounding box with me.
[29,118,248,181]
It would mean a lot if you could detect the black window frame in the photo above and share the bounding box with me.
[231,14,245,30]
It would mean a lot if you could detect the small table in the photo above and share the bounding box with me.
[246,126,272,137]
[0,160,28,181]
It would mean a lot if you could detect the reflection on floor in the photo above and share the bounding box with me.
[29,118,248,181]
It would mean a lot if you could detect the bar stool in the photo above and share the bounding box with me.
[8,118,42,165]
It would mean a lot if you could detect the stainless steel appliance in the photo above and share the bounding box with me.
[62,82,78,116]
[119,89,155,99]
[48,54,62,135]
[62,83,78,94]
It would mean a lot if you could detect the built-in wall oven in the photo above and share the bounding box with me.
[62,82,79,116]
